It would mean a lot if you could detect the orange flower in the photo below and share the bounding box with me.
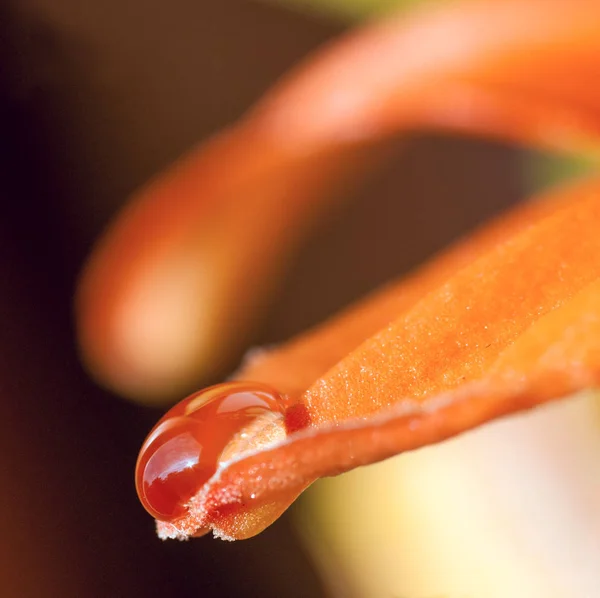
[77,0,600,539]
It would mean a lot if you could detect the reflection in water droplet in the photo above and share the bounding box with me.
[135,382,287,522]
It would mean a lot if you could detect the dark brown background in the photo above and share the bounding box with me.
[0,1,522,596]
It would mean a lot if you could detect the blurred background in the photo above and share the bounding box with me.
[4,0,595,597]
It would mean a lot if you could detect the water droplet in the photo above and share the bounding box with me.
[135,382,287,522]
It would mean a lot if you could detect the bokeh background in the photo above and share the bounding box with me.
[3,0,574,596]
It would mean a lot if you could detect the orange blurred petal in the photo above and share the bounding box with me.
[255,0,600,152]
[76,0,600,403]
[76,129,381,402]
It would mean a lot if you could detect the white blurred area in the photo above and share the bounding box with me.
[302,391,600,598]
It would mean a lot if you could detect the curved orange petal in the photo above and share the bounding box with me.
[76,0,600,403]
[255,0,600,152]
[76,128,386,402]
[157,176,600,540]
[239,178,578,397]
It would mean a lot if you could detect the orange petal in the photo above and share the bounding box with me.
[76,128,383,402]
[76,0,600,403]
[255,0,600,152]
[157,176,600,540]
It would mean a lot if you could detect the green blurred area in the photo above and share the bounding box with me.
[526,152,599,193]
[262,0,432,21]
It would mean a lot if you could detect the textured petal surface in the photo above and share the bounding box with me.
[158,177,600,540]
